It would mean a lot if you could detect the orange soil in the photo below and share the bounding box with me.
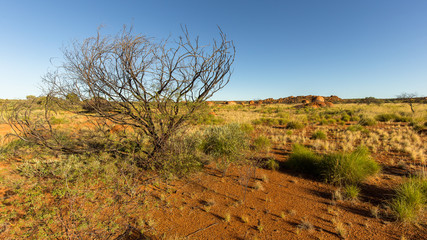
[139,151,426,240]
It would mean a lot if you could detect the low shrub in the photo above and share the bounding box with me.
[285,145,380,186]
[191,108,224,125]
[347,124,368,133]
[312,130,327,140]
[286,121,305,129]
[202,123,249,174]
[375,113,411,123]
[264,158,280,171]
[252,118,287,126]
[284,144,321,176]
[358,117,376,126]
[252,118,277,126]
[50,116,69,125]
[375,113,398,122]
[156,134,206,178]
[196,113,224,125]
[240,123,255,134]
[341,114,351,122]
[389,177,427,222]
[252,135,271,152]
[320,146,380,186]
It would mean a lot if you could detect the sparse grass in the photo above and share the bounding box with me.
[254,181,265,191]
[335,221,348,239]
[343,185,360,201]
[0,153,150,239]
[256,221,264,232]
[370,206,379,219]
[297,217,314,233]
[333,188,343,201]
[224,212,231,222]
[241,215,249,223]
[260,174,269,182]
[288,209,297,216]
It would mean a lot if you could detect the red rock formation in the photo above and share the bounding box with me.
[312,96,325,103]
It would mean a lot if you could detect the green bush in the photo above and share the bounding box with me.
[347,124,368,133]
[375,113,398,122]
[264,158,280,171]
[358,117,376,126]
[350,115,360,122]
[50,116,69,125]
[312,130,327,140]
[252,117,288,126]
[286,121,305,129]
[252,118,277,126]
[157,135,205,178]
[202,124,249,173]
[389,177,427,222]
[252,135,272,152]
[394,114,412,122]
[341,114,351,122]
[285,145,380,186]
[344,185,360,200]
[320,146,380,186]
[240,123,255,134]
[284,144,322,176]
[192,110,224,125]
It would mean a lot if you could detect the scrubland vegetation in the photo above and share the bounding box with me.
[0,99,426,239]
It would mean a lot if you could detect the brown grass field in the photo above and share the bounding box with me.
[0,100,426,239]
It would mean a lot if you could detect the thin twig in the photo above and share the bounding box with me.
[185,222,218,238]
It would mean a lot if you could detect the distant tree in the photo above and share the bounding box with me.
[26,95,36,100]
[65,93,79,102]
[40,26,235,163]
[362,97,382,105]
[397,93,417,113]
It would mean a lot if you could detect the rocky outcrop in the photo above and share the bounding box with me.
[249,95,342,105]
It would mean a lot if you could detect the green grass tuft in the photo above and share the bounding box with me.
[252,135,272,152]
[285,145,380,186]
[320,146,380,186]
[311,130,327,140]
[389,177,427,222]
[284,144,322,176]
[286,121,305,129]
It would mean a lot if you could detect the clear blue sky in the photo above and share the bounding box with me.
[1,0,426,100]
